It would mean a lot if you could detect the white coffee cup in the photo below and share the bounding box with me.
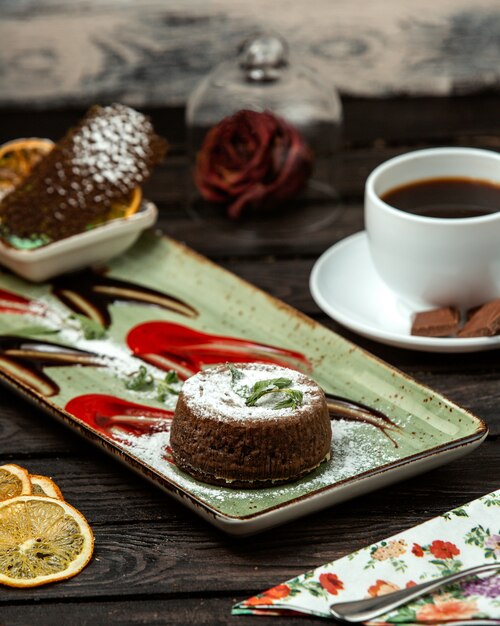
[365,147,500,309]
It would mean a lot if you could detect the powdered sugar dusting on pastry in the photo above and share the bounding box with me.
[181,363,320,421]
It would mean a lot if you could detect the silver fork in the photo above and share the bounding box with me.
[330,562,499,623]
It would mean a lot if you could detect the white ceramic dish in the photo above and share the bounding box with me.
[310,231,500,353]
[0,200,158,282]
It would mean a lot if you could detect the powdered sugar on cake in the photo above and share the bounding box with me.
[181,363,320,421]
[119,419,398,505]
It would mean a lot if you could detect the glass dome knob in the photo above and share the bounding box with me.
[239,33,289,82]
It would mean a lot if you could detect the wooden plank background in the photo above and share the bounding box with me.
[3,0,500,108]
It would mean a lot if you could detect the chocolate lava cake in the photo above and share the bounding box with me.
[170,363,331,488]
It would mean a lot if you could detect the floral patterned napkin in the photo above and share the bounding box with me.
[232,490,500,622]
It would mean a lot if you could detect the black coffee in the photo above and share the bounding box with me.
[381,177,500,218]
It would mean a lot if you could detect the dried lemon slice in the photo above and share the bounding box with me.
[0,495,94,587]
[29,475,64,500]
[0,464,32,502]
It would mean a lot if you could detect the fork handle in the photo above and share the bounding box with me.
[330,562,499,623]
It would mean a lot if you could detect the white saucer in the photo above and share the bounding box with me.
[310,231,500,353]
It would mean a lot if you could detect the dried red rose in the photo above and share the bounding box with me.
[195,109,313,219]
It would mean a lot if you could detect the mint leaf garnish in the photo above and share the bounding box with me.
[157,370,181,401]
[164,370,179,385]
[226,364,303,410]
[245,377,303,410]
[70,313,106,340]
[273,389,303,410]
[227,362,244,384]
[124,366,181,401]
[125,365,154,391]
[245,377,293,407]
[226,363,251,398]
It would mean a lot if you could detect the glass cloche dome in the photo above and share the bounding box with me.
[186,32,343,237]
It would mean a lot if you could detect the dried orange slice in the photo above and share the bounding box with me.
[0,137,142,218]
[0,464,32,502]
[0,495,94,587]
[0,138,54,196]
[124,187,142,217]
[29,475,64,500]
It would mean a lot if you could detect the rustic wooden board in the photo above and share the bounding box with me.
[0,101,498,624]
[3,0,500,107]
[0,440,497,621]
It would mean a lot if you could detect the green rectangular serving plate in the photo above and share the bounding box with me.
[0,232,487,535]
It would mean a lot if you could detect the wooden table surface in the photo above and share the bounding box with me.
[0,98,499,625]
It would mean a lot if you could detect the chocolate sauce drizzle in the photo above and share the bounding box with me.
[0,336,102,397]
[52,269,198,328]
[325,393,401,447]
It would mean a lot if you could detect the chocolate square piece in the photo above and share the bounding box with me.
[411,306,460,337]
[458,298,500,337]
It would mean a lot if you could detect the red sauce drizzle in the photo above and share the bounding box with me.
[0,288,43,316]
[126,321,312,379]
[66,394,175,462]
[66,394,173,436]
